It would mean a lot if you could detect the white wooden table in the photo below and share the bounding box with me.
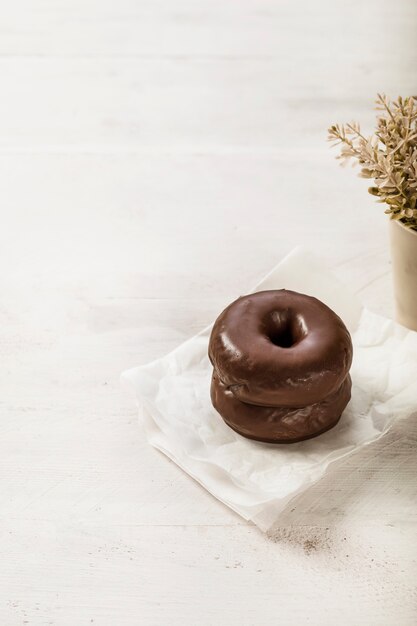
[1,1,416,624]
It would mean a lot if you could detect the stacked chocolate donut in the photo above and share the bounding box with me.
[208,289,353,443]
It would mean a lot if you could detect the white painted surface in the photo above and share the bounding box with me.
[0,1,416,624]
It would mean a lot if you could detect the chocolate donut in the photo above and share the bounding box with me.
[209,290,352,408]
[208,289,353,443]
[211,370,352,443]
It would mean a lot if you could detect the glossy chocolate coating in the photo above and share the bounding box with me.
[211,370,352,443]
[208,289,352,408]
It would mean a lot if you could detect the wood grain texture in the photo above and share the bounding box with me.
[0,0,416,624]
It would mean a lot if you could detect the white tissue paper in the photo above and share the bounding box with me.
[121,247,417,531]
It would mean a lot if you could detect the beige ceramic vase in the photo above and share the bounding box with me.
[390,219,417,331]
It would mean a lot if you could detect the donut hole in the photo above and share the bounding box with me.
[267,312,307,348]
[269,325,296,348]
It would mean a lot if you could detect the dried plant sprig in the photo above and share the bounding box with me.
[328,95,417,229]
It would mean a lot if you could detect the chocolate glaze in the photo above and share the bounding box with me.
[211,370,352,443]
[208,290,352,408]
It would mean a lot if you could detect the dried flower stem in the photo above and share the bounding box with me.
[328,95,417,229]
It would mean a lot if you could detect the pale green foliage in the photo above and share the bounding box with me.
[328,94,417,230]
